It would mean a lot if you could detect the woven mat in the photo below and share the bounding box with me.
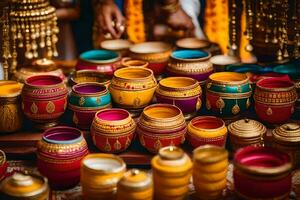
[6,160,300,200]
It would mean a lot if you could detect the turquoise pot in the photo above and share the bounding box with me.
[273,61,300,80]
[69,83,111,108]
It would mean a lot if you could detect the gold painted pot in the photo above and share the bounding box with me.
[156,77,202,118]
[121,58,149,68]
[109,67,157,109]
[151,146,192,200]
[0,81,23,133]
[117,169,153,200]
[273,123,300,169]
[0,172,49,200]
[193,145,228,199]
[187,116,227,148]
[228,118,266,152]
[81,153,126,200]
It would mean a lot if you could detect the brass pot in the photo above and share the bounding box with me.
[0,81,23,133]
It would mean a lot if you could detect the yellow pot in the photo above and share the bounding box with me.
[0,81,23,133]
[109,67,157,109]
[81,154,126,200]
[151,146,192,200]
[117,169,153,200]
[192,168,227,182]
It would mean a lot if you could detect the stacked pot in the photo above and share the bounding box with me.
[137,104,187,153]
[69,82,112,130]
[91,109,136,153]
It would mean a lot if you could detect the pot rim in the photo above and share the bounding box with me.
[141,103,183,122]
[158,77,199,91]
[210,55,240,65]
[100,39,132,51]
[79,49,121,64]
[72,82,108,96]
[70,70,111,85]
[0,81,23,98]
[25,75,64,88]
[175,37,211,49]
[208,72,249,86]
[113,67,155,81]
[171,49,211,62]
[234,146,292,176]
[42,126,83,144]
[256,77,295,92]
[193,144,228,164]
[129,41,172,54]
[94,108,131,124]
[189,116,225,132]
[121,58,149,68]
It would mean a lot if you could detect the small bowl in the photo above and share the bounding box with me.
[76,50,121,75]
[129,41,172,75]
[273,62,300,80]
[69,70,111,87]
[210,55,240,72]
[91,109,136,153]
[121,58,149,68]
[176,37,211,50]
[187,116,227,148]
[100,39,132,56]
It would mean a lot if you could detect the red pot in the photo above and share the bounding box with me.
[187,133,226,148]
[22,75,68,129]
[91,109,136,153]
[0,150,7,180]
[254,76,297,124]
[37,126,89,190]
[233,146,292,199]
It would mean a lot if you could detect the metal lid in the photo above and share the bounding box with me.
[118,169,152,190]
[0,172,49,197]
[158,146,184,160]
[228,118,266,139]
[273,123,300,144]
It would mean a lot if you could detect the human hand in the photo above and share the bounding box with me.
[97,0,125,39]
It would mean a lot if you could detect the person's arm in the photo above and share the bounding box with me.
[95,0,125,39]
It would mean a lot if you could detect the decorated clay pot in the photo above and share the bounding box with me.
[187,116,227,148]
[76,50,121,76]
[69,83,112,129]
[206,72,252,117]
[121,58,149,68]
[129,42,172,76]
[176,37,211,50]
[22,75,68,129]
[91,109,136,153]
[0,150,7,180]
[0,81,23,133]
[69,70,111,87]
[0,172,49,200]
[37,126,89,189]
[210,55,240,72]
[193,145,228,199]
[109,67,157,110]
[228,118,266,152]
[81,153,126,200]
[156,77,202,119]
[254,76,297,124]
[273,123,300,169]
[117,169,153,200]
[233,146,292,199]
[167,50,213,83]
[100,39,132,57]
[151,146,192,200]
[137,104,187,153]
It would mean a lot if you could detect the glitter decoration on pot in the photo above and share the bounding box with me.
[273,123,300,169]
[156,77,202,120]
[254,76,297,124]
[193,145,228,199]
[187,116,227,148]
[0,81,23,133]
[37,126,89,190]
[69,83,112,130]
[91,109,136,153]
[228,118,266,152]
[151,146,192,200]
[137,104,187,153]
[76,50,121,76]
[21,75,68,129]
[0,172,49,200]
[81,153,126,200]
[109,67,157,111]
[233,146,292,200]
[206,72,252,117]
[117,169,153,200]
